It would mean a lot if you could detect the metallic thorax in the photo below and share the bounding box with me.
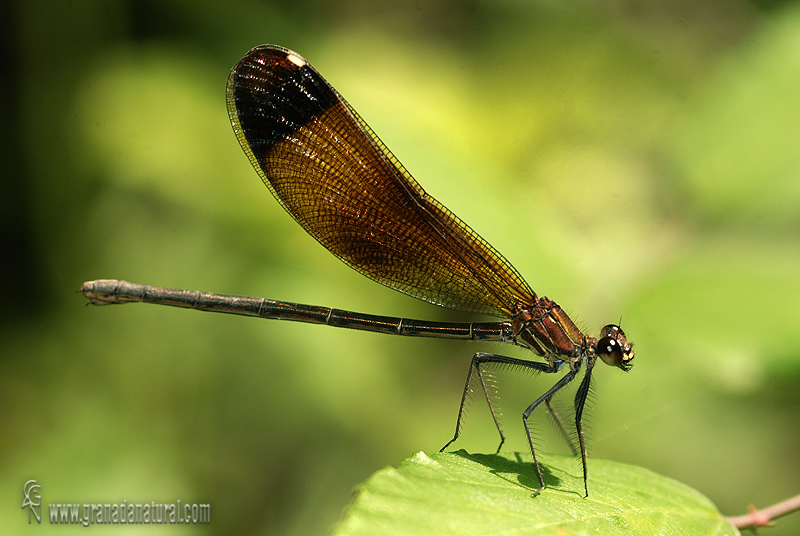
[510,297,635,372]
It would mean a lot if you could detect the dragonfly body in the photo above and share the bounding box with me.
[82,44,634,497]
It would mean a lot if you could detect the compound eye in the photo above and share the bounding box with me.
[596,324,634,370]
[596,336,623,367]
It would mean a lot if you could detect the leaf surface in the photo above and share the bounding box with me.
[334,451,737,536]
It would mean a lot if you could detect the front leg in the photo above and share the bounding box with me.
[573,359,596,497]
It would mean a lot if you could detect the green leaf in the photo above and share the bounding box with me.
[334,451,737,536]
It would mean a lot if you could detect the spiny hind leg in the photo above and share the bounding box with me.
[441,353,554,454]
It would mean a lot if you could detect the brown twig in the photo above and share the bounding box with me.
[726,493,800,531]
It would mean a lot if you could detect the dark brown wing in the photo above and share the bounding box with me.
[226,45,535,318]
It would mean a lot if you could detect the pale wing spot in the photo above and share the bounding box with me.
[287,52,307,67]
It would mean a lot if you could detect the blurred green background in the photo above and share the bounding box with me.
[3,0,800,534]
